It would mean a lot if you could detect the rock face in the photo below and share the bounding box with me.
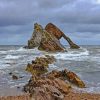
[45,23,80,49]
[47,69,85,88]
[24,74,71,100]
[27,23,80,51]
[28,23,65,51]
[26,55,56,75]
[24,69,85,100]
[28,23,43,49]
[24,57,85,100]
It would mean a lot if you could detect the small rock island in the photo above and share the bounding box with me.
[26,23,80,51]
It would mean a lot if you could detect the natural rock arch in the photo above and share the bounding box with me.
[27,23,80,51]
[45,23,80,49]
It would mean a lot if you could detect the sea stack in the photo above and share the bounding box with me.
[45,23,80,49]
[27,23,80,51]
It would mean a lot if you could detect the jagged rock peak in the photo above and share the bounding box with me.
[34,23,43,32]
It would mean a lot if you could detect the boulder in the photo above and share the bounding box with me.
[12,75,18,80]
[45,23,80,49]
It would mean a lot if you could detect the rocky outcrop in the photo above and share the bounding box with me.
[47,69,85,88]
[24,74,71,100]
[26,55,56,75]
[24,69,85,100]
[24,56,85,100]
[45,23,80,49]
[28,23,65,51]
[27,23,80,51]
[28,23,43,49]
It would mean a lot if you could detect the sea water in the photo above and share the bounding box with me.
[0,45,100,95]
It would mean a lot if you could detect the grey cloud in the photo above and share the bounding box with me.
[0,0,100,45]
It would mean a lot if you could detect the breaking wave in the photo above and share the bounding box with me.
[4,55,22,60]
[50,48,89,61]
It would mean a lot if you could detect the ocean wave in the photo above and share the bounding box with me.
[0,47,42,55]
[75,86,100,93]
[50,48,89,61]
[0,64,10,69]
[4,55,22,60]
[0,51,7,54]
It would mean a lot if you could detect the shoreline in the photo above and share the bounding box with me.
[0,90,100,100]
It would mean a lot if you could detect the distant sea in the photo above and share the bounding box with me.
[0,45,100,96]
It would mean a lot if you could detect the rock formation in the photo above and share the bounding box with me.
[24,56,85,100]
[26,55,56,75]
[28,23,43,49]
[45,23,80,49]
[27,23,80,51]
[28,23,65,51]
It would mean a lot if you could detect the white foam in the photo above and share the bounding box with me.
[75,86,100,93]
[0,64,10,69]
[0,51,7,54]
[50,48,89,61]
[4,55,21,60]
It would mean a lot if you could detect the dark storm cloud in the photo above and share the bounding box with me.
[0,0,100,44]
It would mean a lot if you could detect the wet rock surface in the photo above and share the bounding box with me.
[26,55,56,75]
[24,56,85,100]
[12,75,18,80]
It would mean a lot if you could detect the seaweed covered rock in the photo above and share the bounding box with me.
[26,55,56,75]
[28,23,65,51]
[45,23,80,49]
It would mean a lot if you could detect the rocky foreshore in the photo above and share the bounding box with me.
[23,55,86,100]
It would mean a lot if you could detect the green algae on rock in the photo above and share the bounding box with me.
[26,55,56,75]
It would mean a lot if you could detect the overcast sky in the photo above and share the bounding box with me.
[0,0,100,45]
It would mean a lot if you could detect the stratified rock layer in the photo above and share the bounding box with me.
[28,23,43,49]
[28,23,65,51]
[24,56,85,100]
[27,23,80,51]
[26,55,56,75]
[45,23,80,49]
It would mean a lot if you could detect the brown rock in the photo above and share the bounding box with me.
[38,26,65,51]
[26,63,48,75]
[45,23,80,49]
[26,56,56,75]
[33,86,64,100]
[47,70,62,79]
[28,23,65,51]
[28,23,43,49]
[47,69,85,88]
[24,75,71,100]
[55,78,71,94]
[12,75,18,80]
[65,71,85,88]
